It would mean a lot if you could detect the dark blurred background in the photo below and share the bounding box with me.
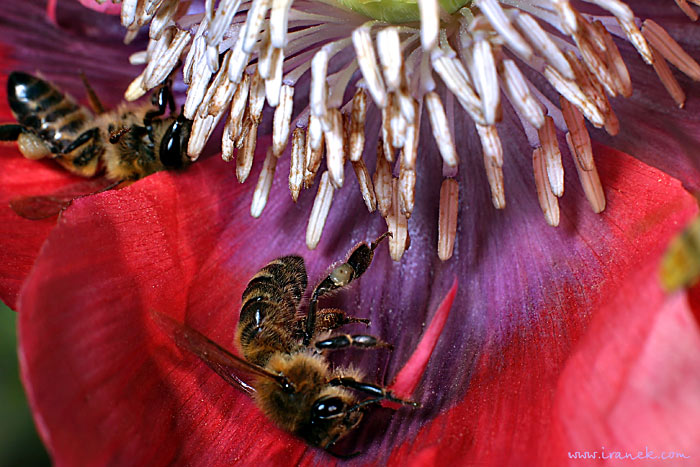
[0,302,50,466]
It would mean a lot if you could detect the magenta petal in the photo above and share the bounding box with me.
[389,278,457,401]
[1,0,141,100]
[593,10,700,192]
[77,0,122,15]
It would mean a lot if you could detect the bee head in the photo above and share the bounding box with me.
[304,394,363,449]
[159,114,192,169]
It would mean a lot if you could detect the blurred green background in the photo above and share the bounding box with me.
[0,302,50,466]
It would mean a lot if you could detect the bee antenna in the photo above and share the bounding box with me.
[109,127,131,144]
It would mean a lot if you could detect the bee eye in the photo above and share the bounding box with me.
[159,115,191,169]
[312,397,345,420]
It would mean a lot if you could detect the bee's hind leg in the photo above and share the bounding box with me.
[80,71,106,115]
[1,125,53,160]
[305,308,370,334]
[0,124,22,141]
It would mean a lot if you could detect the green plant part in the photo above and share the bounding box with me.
[335,0,471,23]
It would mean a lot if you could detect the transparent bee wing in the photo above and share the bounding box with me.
[10,195,74,220]
[9,178,120,220]
[152,311,290,396]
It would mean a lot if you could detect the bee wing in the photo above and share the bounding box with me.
[152,312,287,396]
[9,195,74,220]
[9,178,121,220]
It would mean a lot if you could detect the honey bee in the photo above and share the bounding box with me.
[0,71,192,218]
[155,232,418,452]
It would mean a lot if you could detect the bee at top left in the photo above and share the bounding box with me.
[0,71,193,218]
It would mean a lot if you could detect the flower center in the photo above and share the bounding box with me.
[121,0,700,262]
[334,0,471,23]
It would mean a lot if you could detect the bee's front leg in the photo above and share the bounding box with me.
[303,232,391,346]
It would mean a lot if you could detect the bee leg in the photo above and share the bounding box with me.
[145,79,176,126]
[79,71,105,114]
[303,232,391,346]
[2,126,53,160]
[311,308,370,333]
[315,334,392,351]
[109,127,131,144]
[0,124,23,141]
[61,127,99,154]
[328,377,420,408]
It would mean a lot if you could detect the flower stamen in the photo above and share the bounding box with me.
[386,178,410,261]
[289,127,305,201]
[236,119,258,182]
[674,0,699,22]
[251,146,277,217]
[222,73,251,161]
[537,116,564,199]
[323,108,345,188]
[353,24,389,108]
[306,171,335,249]
[304,115,324,188]
[533,147,560,227]
[352,158,378,212]
[649,46,687,109]
[642,19,700,81]
[425,91,459,167]
[120,0,700,260]
[349,88,367,162]
[560,98,594,173]
[374,141,393,218]
[438,178,459,260]
[567,132,605,214]
[272,84,294,156]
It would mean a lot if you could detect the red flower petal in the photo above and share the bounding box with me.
[386,149,700,464]
[388,266,700,465]
[18,151,329,464]
[18,143,700,464]
[0,0,151,307]
[687,282,700,326]
[0,146,94,308]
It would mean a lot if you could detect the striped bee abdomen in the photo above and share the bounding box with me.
[7,71,89,152]
[237,256,308,365]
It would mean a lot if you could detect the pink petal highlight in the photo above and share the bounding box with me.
[77,0,122,15]
[46,0,58,24]
[389,278,458,400]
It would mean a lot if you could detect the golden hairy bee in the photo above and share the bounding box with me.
[155,232,418,453]
[0,71,192,218]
